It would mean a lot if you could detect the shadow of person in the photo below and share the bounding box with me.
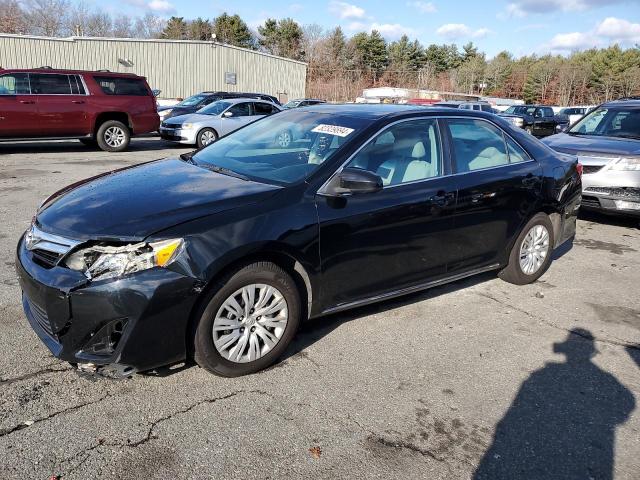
[474,328,635,480]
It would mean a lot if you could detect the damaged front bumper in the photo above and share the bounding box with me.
[16,236,201,375]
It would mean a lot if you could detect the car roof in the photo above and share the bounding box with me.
[216,97,275,104]
[601,98,640,108]
[0,67,141,78]
[298,103,497,121]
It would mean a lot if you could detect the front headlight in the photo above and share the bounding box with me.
[160,109,173,118]
[513,117,524,126]
[181,123,194,129]
[609,157,640,171]
[65,238,184,281]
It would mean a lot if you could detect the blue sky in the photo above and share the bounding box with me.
[112,0,640,58]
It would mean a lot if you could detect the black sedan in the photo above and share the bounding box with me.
[15,105,582,377]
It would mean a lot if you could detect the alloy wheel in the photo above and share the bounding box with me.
[104,127,126,147]
[212,284,289,363]
[519,224,550,275]
[201,130,216,146]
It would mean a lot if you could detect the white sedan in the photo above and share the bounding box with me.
[160,98,282,148]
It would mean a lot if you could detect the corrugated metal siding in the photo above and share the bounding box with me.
[0,35,307,100]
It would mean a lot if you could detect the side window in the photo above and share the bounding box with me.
[447,118,509,173]
[253,102,275,116]
[30,74,72,94]
[481,104,493,112]
[92,76,148,96]
[543,107,555,118]
[227,102,252,117]
[506,136,529,164]
[345,119,441,187]
[69,75,86,95]
[0,73,30,95]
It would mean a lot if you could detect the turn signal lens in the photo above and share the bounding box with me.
[154,239,182,266]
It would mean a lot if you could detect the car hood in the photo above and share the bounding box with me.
[542,133,640,157]
[36,158,282,241]
[164,113,213,126]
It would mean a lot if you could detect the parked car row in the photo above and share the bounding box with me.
[158,91,281,121]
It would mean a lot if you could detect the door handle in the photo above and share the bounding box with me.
[19,100,35,104]
[428,191,454,207]
[72,100,85,104]
[471,192,497,203]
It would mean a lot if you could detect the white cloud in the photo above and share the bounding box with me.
[407,1,437,13]
[289,3,304,12]
[328,1,366,19]
[546,32,597,51]
[595,17,640,42]
[371,22,416,39]
[147,0,174,13]
[436,23,491,39]
[345,21,367,31]
[501,0,632,18]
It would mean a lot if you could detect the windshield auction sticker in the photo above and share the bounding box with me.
[311,124,355,137]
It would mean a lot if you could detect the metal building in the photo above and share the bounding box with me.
[0,34,307,101]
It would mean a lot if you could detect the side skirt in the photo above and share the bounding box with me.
[321,263,501,316]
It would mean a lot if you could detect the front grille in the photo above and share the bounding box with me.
[581,195,601,208]
[582,165,603,174]
[25,295,55,338]
[32,248,62,268]
[584,187,640,199]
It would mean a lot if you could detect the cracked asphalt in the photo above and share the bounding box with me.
[1,137,639,479]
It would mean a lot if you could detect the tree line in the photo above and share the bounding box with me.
[2,0,639,105]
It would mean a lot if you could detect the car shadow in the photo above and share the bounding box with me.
[0,137,186,155]
[579,210,639,229]
[473,328,635,480]
[279,271,497,365]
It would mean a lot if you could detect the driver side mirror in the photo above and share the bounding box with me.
[223,111,233,118]
[321,168,383,196]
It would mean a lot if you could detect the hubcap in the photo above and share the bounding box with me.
[277,131,291,148]
[519,224,550,275]
[212,284,288,363]
[201,130,216,146]
[104,127,125,147]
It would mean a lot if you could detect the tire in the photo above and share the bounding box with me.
[193,262,301,377]
[275,129,292,148]
[79,138,97,147]
[525,126,534,135]
[196,128,218,149]
[96,120,130,152]
[499,213,555,285]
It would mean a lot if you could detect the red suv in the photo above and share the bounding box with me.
[0,67,159,152]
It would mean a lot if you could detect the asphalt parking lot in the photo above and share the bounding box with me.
[0,137,639,479]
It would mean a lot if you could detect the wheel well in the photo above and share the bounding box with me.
[94,112,131,136]
[184,251,312,358]
[197,127,218,140]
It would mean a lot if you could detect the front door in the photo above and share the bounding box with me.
[29,73,89,136]
[0,72,39,137]
[442,117,543,273]
[317,118,458,310]
[219,101,254,136]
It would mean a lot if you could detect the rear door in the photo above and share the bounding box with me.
[443,117,543,273]
[533,107,556,136]
[30,73,90,136]
[0,72,38,137]
[252,101,279,119]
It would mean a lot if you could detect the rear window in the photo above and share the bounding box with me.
[93,76,149,96]
[31,74,72,94]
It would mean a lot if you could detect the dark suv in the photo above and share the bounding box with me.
[499,105,559,137]
[0,67,159,152]
[159,91,281,121]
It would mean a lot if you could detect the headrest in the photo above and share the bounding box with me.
[412,141,426,159]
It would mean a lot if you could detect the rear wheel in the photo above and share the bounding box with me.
[499,213,554,285]
[193,262,301,377]
[197,128,218,148]
[96,120,130,152]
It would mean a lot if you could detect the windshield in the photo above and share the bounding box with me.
[569,107,640,139]
[283,101,301,109]
[198,100,232,115]
[505,106,536,116]
[191,110,369,185]
[177,95,210,107]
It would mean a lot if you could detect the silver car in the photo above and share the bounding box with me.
[160,98,282,148]
[543,99,640,217]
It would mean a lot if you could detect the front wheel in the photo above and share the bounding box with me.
[96,120,130,152]
[499,213,554,285]
[193,262,301,377]
[197,128,218,149]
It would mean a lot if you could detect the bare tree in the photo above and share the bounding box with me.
[620,66,640,98]
[301,24,325,66]
[25,0,70,36]
[0,0,27,34]
[111,15,132,38]
[134,12,165,39]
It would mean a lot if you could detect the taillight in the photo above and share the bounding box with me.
[576,162,583,178]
